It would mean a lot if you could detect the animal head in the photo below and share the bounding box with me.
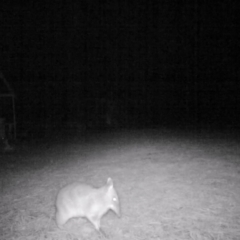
[105,178,121,217]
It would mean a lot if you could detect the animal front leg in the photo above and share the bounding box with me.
[87,216,108,238]
[99,228,108,238]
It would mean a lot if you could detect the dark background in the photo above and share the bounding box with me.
[0,0,239,137]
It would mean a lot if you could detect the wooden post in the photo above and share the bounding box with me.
[12,95,16,139]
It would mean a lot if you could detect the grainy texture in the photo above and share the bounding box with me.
[0,129,240,240]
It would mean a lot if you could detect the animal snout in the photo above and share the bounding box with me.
[114,205,121,217]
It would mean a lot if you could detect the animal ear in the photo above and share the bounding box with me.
[107,178,113,187]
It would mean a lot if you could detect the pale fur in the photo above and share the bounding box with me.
[55,178,120,231]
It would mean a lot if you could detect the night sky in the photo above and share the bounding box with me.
[0,1,239,134]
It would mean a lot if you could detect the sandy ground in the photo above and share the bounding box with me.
[0,129,240,240]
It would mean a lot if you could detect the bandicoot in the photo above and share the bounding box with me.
[55,178,120,233]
